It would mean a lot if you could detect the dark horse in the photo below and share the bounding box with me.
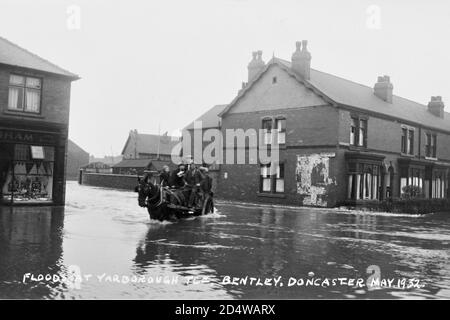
[135,177,214,221]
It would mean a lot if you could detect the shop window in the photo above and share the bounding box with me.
[8,75,42,113]
[1,144,54,203]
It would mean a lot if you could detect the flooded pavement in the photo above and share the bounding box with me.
[0,181,449,299]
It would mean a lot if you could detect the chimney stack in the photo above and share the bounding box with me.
[247,50,265,82]
[374,75,393,103]
[291,40,311,80]
[428,96,445,118]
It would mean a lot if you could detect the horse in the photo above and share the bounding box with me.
[135,177,174,221]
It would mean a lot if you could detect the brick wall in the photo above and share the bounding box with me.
[81,172,139,191]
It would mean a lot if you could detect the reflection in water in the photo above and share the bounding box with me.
[0,182,449,299]
[0,206,65,299]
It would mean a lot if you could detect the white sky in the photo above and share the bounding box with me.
[1,0,449,157]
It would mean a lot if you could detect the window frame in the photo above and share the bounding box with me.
[349,115,368,148]
[274,117,286,145]
[259,162,285,194]
[261,118,273,145]
[401,127,415,155]
[425,132,437,159]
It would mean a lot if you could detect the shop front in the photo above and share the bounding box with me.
[0,121,67,206]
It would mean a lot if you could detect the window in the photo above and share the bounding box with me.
[275,163,285,193]
[358,119,367,147]
[272,76,277,84]
[347,163,381,200]
[425,133,437,158]
[399,165,425,198]
[427,170,447,199]
[262,119,272,145]
[350,116,368,148]
[350,118,357,145]
[260,164,271,192]
[260,162,285,193]
[8,75,42,113]
[275,118,286,144]
[1,144,54,203]
[401,128,414,155]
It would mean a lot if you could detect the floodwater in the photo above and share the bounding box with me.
[0,181,449,299]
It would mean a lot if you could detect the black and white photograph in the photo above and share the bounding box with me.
[0,0,449,309]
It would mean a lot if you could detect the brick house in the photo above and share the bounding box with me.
[0,36,79,205]
[213,41,450,207]
[114,129,180,174]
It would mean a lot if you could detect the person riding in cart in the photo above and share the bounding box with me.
[185,163,204,208]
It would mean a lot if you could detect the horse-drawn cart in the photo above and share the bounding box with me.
[135,175,214,221]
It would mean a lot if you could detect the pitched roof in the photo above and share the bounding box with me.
[220,57,450,133]
[121,132,180,156]
[112,158,176,170]
[68,139,89,157]
[184,104,227,130]
[0,36,79,79]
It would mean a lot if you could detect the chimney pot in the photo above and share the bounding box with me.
[374,75,393,103]
[291,40,311,80]
[301,40,308,51]
[247,50,265,82]
[428,95,445,118]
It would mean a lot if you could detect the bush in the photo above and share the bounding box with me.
[401,185,424,199]
[343,198,450,214]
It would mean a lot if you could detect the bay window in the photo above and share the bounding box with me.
[347,164,380,200]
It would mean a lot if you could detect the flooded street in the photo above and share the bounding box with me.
[1,181,449,299]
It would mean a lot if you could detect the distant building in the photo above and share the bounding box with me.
[67,139,89,180]
[113,130,180,175]
[0,36,79,206]
[121,129,180,161]
[112,158,176,176]
[89,155,123,166]
[82,162,112,174]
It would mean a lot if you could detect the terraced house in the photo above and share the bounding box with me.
[0,37,79,205]
[213,40,450,207]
